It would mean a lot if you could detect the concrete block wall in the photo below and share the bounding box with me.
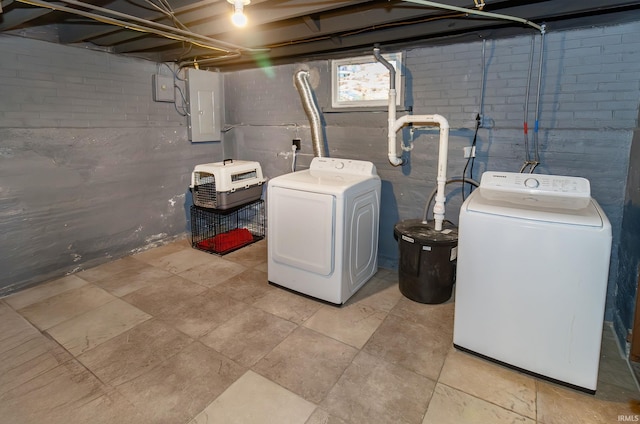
[0,35,222,295]
[223,22,640,345]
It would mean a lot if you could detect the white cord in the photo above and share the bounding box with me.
[291,144,298,172]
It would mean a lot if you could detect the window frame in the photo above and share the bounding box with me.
[330,52,404,109]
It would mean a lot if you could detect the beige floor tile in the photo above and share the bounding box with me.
[363,313,452,381]
[213,268,276,304]
[254,261,268,272]
[223,240,267,268]
[47,299,151,356]
[178,256,247,288]
[78,256,150,284]
[188,370,315,424]
[62,387,146,424]
[438,349,537,418]
[93,264,177,297]
[201,307,297,367]
[0,301,40,343]
[3,274,88,310]
[253,287,324,324]
[303,303,386,349]
[157,289,249,339]
[305,408,350,424]
[254,326,358,403]
[117,341,245,424]
[537,380,639,424]
[132,238,191,263]
[142,248,216,274]
[121,274,208,316]
[0,331,73,396]
[17,284,116,330]
[389,297,454,332]
[423,383,535,424]
[322,351,435,424]
[77,319,193,386]
[346,275,403,312]
[0,359,107,424]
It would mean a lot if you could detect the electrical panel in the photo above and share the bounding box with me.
[186,68,223,142]
[152,74,175,102]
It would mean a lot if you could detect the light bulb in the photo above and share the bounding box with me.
[229,0,249,27]
[232,9,247,27]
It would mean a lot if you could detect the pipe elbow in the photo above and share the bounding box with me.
[432,114,450,130]
[388,155,404,166]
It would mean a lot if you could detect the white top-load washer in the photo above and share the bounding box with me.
[454,171,612,393]
[267,157,381,304]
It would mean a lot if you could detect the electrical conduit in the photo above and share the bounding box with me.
[374,47,450,232]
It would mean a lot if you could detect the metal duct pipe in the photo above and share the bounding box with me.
[402,0,543,32]
[294,70,327,158]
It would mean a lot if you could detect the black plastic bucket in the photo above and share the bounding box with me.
[393,219,458,304]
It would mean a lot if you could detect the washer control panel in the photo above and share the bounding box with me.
[310,157,377,176]
[480,171,591,196]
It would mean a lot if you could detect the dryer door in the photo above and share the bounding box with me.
[269,186,335,275]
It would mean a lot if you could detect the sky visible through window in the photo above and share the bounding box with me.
[337,59,397,102]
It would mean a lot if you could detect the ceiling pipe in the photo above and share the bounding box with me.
[14,0,267,55]
[402,0,543,32]
[374,46,450,232]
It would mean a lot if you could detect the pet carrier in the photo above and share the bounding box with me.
[190,159,265,210]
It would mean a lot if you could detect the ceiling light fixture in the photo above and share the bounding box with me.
[228,0,250,28]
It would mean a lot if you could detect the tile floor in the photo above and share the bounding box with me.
[1,237,639,424]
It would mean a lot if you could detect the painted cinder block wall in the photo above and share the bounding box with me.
[0,35,222,295]
[224,22,640,349]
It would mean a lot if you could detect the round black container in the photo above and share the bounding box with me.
[393,219,458,304]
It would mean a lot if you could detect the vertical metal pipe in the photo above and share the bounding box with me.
[294,70,327,158]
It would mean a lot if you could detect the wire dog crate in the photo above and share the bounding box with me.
[190,199,265,255]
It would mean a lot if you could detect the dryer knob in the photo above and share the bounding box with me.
[334,161,345,169]
[524,178,539,188]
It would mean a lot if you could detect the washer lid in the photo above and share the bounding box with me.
[467,188,604,227]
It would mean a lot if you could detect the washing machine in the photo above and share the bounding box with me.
[267,157,381,305]
[453,171,612,393]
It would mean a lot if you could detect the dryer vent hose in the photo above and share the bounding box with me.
[294,70,327,158]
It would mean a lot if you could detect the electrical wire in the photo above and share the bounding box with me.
[462,114,481,201]
[423,177,480,223]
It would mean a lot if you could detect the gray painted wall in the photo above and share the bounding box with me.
[223,22,640,347]
[0,35,222,295]
[616,111,640,346]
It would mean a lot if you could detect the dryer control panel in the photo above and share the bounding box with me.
[310,157,377,176]
[480,171,591,197]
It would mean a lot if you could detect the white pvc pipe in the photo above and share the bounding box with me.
[375,48,449,231]
[392,114,450,231]
[387,89,403,166]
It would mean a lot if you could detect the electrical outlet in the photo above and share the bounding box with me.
[292,138,301,151]
[464,146,476,159]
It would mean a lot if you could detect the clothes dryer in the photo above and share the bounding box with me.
[267,157,381,304]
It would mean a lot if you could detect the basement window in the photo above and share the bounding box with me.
[331,52,404,109]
